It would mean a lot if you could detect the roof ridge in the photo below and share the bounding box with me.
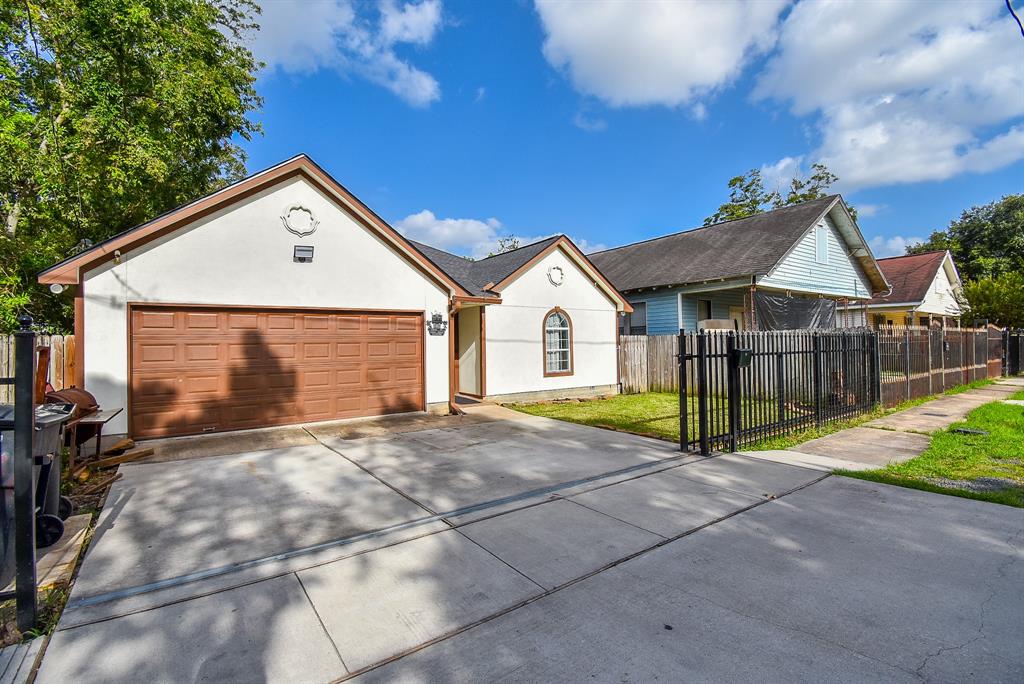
[589,195,838,255]
[876,250,946,261]
[473,234,562,262]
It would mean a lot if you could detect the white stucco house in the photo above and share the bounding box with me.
[865,250,965,327]
[39,155,631,439]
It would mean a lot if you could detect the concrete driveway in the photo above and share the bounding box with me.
[37,407,1024,683]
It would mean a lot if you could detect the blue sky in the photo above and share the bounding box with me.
[242,0,1024,258]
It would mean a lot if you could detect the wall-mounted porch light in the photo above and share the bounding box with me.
[426,312,448,336]
[293,245,314,263]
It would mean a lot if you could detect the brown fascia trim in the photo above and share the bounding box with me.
[38,156,472,297]
[489,237,633,313]
[453,295,501,306]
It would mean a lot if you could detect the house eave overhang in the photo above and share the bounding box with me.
[619,275,758,296]
[864,301,924,309]
[37,155,472,297]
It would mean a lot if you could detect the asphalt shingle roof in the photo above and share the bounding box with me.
[588,196,839,292]
[409,236,562,296]
[866,251,947,305]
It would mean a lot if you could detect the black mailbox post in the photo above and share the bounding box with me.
[730,348,753,368]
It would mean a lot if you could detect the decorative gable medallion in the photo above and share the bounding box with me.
[547,265,565,287]
[281,204,319,237]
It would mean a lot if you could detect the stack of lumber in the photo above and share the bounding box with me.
[70,438,153,489]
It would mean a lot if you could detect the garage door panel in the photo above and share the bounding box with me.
[135,343,178,365]
[301,342,330,360]
[185,343,221,362]
[131,308,424,438]
[185,312,219,330]
[227,313,260,330]
[135,310,176,332]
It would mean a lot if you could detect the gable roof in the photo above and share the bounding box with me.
[409,236,560,297]
[410,236,631,311]
[589,196,888,295]
[866,251,950,305]
[38,154,471,296]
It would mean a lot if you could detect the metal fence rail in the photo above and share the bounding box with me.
[876,325,1000,406]
[1008,330,1024,376]
[618,325,1023,455]
[680,330,876,454]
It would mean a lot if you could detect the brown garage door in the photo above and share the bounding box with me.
[130,307,424,439]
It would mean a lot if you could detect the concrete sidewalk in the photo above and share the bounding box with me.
[763,379,1023,471]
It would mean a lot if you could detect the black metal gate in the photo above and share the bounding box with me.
[679,329,879,455]
[1008,330,1024,376]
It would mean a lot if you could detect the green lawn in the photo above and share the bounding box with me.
[509,392,803,444]
[842,401,1024,507]
[509,392,687,442]
[1011,388,1024,400]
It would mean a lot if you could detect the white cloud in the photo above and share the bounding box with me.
[759,156,803,194]
[869,235,924,258]
[534,0,787,107]
[855,204,885,218]
[379,0,441,44]
[395,210,503,257]
[474,86,486,103]
[573,110,607,132]
[252,0,442,107]
[756,0,1024,190]
[394,209,605,259]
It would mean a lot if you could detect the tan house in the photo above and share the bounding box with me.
[866,250,964,327]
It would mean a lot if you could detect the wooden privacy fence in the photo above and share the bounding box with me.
[0,335,75,403]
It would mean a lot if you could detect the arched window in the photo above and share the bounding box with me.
[543,308,573,376]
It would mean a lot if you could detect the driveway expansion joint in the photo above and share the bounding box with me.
[296,572,350,674]
[61,450,694,619]
[332,471,833,681]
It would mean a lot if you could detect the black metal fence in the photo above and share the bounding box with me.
[1007,330,1024,376]
[0,318,41,630]
[677,325,1022,455]
[877,325,1001,405]
[679,329,877,454]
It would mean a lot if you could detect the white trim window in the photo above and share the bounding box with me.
[815,224,829,264]
[620,301,647,335]
[544,309,572,375]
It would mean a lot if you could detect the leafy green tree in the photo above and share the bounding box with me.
[487,236,521,257]
[907,194,1024,282]
[703,163,854,226]
[961,271,1024,328]
[0,0,263,332]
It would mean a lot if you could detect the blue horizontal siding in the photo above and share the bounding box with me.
[628,290,678,335]
[758,214,871,298]
[629,288,750,334]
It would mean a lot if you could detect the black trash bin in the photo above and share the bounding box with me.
[0,402,76,549]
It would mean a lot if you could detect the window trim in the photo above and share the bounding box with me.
[815,224,829,264]
[698,299,713,322]
[621,300,648,335]
[542,307,574,377]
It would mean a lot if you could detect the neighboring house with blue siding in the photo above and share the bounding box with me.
[590,196,890,333]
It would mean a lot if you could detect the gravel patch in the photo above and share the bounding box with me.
[928,476,1024,494]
